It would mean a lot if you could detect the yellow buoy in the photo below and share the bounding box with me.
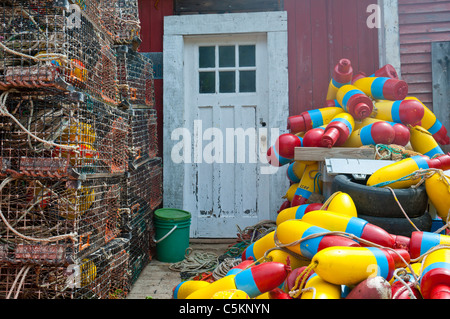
[283,183,299,202]
[300,273,342,299]
[186,275,237,299]
[211,289,250,299]
[287,161,307,183]
[410,126,444,159]
[291,162,321,206]
[367,155,431,189]
[425,170,450,221]
[266,248,310,270]
[241,231,276,262]
[173,280,211,299]
[276,220,359,259]
[326,192,358,217]
[310,246,395,286]
[276,203,323,225]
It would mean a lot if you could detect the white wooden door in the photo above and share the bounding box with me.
[184,34,270,237]
[163,12,289,239]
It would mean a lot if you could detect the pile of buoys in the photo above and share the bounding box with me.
[269,59,449,222]
[171,60,450,300]
[173,192,450,299]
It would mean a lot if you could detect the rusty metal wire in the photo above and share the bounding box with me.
[120,158,162,285]
[128,108,158,165]
[0,238,129,299]
[124,158,162,213]
[100,0,141,45]
[0,176,124,265]
[116,46,154,108]
[0,0,119,105]
[121,206,151,285]
[0,91,129,178]
[0,0,156,300]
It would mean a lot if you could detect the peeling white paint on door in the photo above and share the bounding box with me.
[163,12,289,238]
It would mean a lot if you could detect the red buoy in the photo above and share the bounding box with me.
[302,127,326,147]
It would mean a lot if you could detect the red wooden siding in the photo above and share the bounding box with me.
[138,0,174,158]
[284,0,379,116]
[399,0,450,111]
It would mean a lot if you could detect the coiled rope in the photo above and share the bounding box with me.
[168,247,219,278]
[369,167,446,189]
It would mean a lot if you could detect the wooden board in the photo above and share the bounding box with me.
[173,0,283,14]
[294,147,376,161]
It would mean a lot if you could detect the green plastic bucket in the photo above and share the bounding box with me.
[154,208,191,263]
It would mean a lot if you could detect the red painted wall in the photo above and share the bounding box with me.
[138,0,173,159]
[284,0,379,116]
[398,0,450,111]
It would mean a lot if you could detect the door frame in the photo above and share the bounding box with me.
[184,33,269,238]
[163,11,289,237]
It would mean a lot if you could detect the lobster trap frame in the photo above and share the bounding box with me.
[121,206,151,285]
[122,157,162,214]
[128,108,158,166]
[0,91,129,179]
[0,0,119,105]
[0,176,125,265]
[99,0,141,45]
[116,45,154,108]
[0,238,130,299]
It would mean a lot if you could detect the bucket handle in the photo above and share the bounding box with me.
[154,225,178,243]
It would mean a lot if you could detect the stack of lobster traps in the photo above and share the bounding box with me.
[116,46,161,286]
[0,0,158,299]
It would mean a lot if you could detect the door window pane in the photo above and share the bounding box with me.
[239,71,256,92]
[199,72,215,93]
[199,46,215,68]
[219,71,235,93]
[219,46,235,67]
[239,45,255,67]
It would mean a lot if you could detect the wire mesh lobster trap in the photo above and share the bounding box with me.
[0,237,129,299]
[128,108,158,165]
[0,0,119,105]
[0,176,125,265]
[100,0,141,45]
[0,91,129,178]
[119,158,162,285]
[116,46,154,108]
[120,205,151,285]
[122,158,162,214]
[73,237,130,299]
